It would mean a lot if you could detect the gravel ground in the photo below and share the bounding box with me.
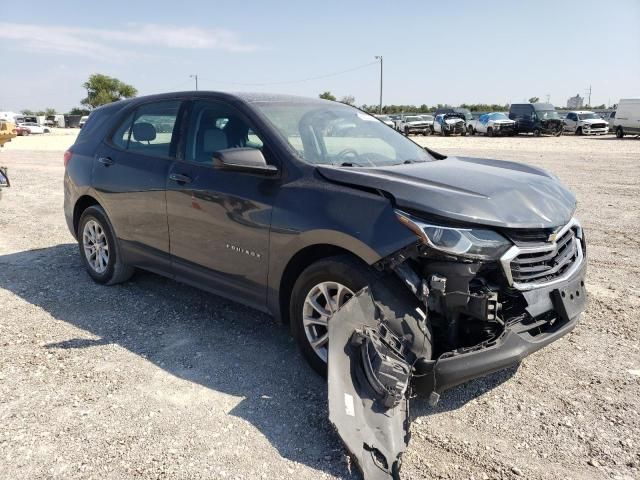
[0,132,639,480]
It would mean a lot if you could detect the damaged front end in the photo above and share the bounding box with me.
[328,210,587,479]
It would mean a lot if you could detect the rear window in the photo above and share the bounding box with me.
[111,101,181,158]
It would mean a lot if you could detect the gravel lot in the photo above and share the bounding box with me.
[1,131,639,480]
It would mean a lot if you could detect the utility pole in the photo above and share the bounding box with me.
[546,94,550,104]
[585,85,592,107]
[374,56,383,114]
[190,74,198,91]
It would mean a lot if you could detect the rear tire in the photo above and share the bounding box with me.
[616,127,624,138]
[468,126,475,136]
[487,127,493,137]
[78,205,134,285]
[533,128,541,137]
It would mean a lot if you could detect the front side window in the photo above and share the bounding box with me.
[254,101,432,166]
[185,100,265,164]
[112,101,181,158]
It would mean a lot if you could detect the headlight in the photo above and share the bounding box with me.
[395,211,512,260]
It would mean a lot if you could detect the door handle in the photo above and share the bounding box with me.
[169,173,192,184]
[98,157,113,166]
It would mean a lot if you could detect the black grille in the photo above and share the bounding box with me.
[510,228,579,284]
[505,228,555,245]
[588,123,606,129]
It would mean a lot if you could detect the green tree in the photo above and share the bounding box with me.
[528,97,540,103]
[339,94,355,105]
[44,108,57,116]
[69,107,91,116]
[319,91,336,101]
[21,109,35,115]
[81,74,137,109]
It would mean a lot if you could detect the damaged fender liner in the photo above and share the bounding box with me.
[328,286,412,480]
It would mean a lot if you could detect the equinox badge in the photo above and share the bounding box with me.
[226,243,262,259]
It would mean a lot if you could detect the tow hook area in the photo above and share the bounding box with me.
[328,286,413,480]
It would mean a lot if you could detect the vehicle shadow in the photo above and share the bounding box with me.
[0,243,512,477]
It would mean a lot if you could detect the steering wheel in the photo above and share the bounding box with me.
[335,148,360,161]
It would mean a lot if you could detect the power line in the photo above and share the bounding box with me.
[197,60,378,87]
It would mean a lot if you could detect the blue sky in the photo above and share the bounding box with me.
[1,0,638,112]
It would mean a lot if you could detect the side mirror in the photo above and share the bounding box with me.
[212,148,278,176]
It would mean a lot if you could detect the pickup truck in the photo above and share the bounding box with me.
[394,115,431,135]
[433,113,466,135]
[467,112,516,137]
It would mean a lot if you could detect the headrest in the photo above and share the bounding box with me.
[203,128,227,152]
[132,122,156,142]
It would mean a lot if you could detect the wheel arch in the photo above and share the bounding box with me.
[73,195,102,235]
[276,243,373,326]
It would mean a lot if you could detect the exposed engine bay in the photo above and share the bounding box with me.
[328,218,587,479]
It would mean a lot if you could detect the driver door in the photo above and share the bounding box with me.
[165,99,280,310]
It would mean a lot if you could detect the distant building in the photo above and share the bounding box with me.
[567,94,584,109]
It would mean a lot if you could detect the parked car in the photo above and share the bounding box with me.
[17,122,50,134]
[509,103,563,136]
[0,121,17,147]
[79,115,89,128]
[395,114,431,135]
[562,111,608,135]
[433,113,466,135]
[612,98,640,138]
[374,114,395,128]
[467,112,516,136]
[435,107,473,126]
[419,114,435,132]
[15,125,31,136]
[64,92,587,478]
[0,166,9,200]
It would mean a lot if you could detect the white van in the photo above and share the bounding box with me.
[613,98,640,138]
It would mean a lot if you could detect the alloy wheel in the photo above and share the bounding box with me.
[82,219,109,274]
[302,281,354,363]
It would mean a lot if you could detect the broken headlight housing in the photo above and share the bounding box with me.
[395,210,512,261]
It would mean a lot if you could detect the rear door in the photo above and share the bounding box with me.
[165,99,279,310]
[92,100,183,272]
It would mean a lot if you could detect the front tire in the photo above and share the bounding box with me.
[616,127,624,138]
[290,255,379,376]
[487,127,493,137]
[575,127,583,136]
[533,128,541,137]
[78,206,134,285]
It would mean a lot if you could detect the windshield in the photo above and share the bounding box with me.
[405,116,422,122]
[420,115,434,121]
[536,110,560,120]
[377,115,391,121]
[487,113,509,121]
[578,113,600,120]
[255,102,432,166]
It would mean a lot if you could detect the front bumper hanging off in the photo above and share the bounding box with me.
[327,259,587,479]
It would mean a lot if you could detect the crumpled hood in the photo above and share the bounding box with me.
[581,118,607,125]
[445,118,465,125]
[491,119,515,125]
[317,157,576,229]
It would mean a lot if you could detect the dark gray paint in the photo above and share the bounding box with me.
[317,156,576,229]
